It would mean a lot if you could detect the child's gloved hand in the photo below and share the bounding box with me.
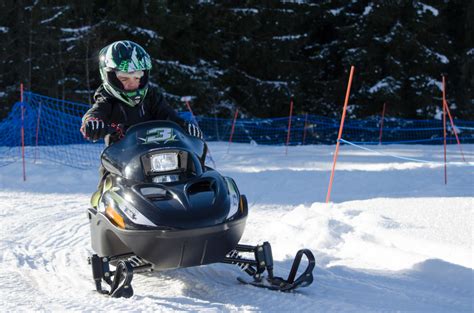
[185,122,203,139]
[80,117,107,141]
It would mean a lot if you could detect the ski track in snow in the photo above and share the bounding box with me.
[0,143,473,312]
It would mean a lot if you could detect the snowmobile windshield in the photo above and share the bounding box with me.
[101,121,207,182]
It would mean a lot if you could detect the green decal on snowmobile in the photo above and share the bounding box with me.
[139,127,178,144]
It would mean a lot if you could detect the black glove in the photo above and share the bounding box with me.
[110,123,125,140]
[186,122,203,139]
[81,117,107,141]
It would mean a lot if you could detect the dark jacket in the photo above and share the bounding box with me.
[83,85,186,145]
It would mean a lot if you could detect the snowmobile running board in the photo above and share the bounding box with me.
[89,242,315,298]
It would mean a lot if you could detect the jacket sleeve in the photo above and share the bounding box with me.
[81,87,113,124]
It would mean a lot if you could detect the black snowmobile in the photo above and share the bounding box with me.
[87,120,315,298]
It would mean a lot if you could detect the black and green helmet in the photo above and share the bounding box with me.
[99,40,152,107]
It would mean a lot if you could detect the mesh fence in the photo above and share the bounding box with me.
[1,91,473,169]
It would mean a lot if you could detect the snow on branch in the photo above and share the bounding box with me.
[155,59,224,79]
[230,8,259,14]
[40,6,69,24]
[374,21,403,43]
[363,3,373,15]
[115,25,161,40]
[416,2,439,16]
[272,34,308,41]
[423,46,449,64]
[368,76,401,94]
[61,26,92,33]
[329,7,344,16]
[425,77,443,91]
[237,69,290,91]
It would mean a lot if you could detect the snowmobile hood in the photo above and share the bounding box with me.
[97,120,245,230]
[101,171,243,229]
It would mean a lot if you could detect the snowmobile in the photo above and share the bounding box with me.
[87,120,315,298]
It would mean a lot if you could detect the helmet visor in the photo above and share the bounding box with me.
[116,70,144,79]
[106,69,149,92]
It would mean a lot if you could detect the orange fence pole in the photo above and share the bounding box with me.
[285,96,294,155]
[326,66,355,203]
[227,108,239,154]
[378,102,386,145]
[443,100,466,162]
[442,76,447,185]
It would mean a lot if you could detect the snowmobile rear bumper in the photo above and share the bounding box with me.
[88,208,247,270]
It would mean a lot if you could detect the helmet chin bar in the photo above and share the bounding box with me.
[127,91,144,105]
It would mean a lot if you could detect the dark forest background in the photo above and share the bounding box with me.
[0,0,473,120]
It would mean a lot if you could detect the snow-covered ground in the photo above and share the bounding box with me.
[0,143,473,312]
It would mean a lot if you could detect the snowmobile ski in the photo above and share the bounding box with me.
[89,253,152,298]
[223,243,315,292]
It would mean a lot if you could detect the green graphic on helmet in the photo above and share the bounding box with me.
[99,40,152,107]
[118,61,129,72]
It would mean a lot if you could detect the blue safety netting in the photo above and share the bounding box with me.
[199,115,474,145]
[1,91,473,169]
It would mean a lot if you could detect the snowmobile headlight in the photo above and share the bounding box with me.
[225,178,240,220]
[151,153,179,172]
